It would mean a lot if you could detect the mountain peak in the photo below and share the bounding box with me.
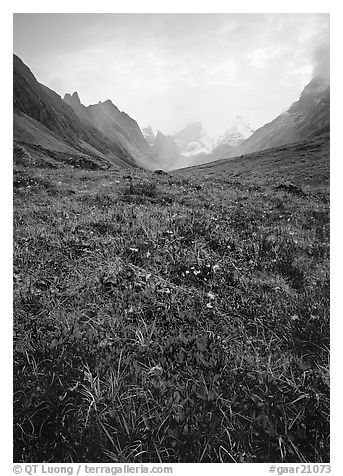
[13,55,159,170]
[141,125,156,147]
[63,91,82,107]
[94,99,121,114]
[72,91,81,104]
[152,130,181,170]
[174,122,206,143]
[216,117,255,148]
[155,130,172,140]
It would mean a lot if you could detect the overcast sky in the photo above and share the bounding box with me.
[13,13,329,137]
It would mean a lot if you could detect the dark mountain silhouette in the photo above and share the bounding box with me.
[13,54,156,169]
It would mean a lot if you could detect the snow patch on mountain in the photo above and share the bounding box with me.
[141,125,155,147]
[215,116,255,147]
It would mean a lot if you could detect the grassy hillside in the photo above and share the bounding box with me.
[13,136,329,463]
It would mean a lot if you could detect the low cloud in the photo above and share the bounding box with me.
[312,42,330,82]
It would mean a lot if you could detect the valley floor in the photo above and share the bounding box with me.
[13,137,330,463]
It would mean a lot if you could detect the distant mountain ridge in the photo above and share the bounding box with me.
[13,54,330,172]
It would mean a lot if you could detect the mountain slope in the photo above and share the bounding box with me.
[234,77,329,156]
[63,93,157,170]
[178,131,329,190]
[14,56,112,158]
[13,54,155,169]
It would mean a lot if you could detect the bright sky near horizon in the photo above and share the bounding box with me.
[13,13,329,137]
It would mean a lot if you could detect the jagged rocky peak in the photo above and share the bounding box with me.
[216,116,255,147]
[100,99,116,107]
[63,91,82,107]
[174,122,207,143]
[174,122,213,156]
[13,54,159,170]
[72,91,81,104]
[94,99,122,115]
